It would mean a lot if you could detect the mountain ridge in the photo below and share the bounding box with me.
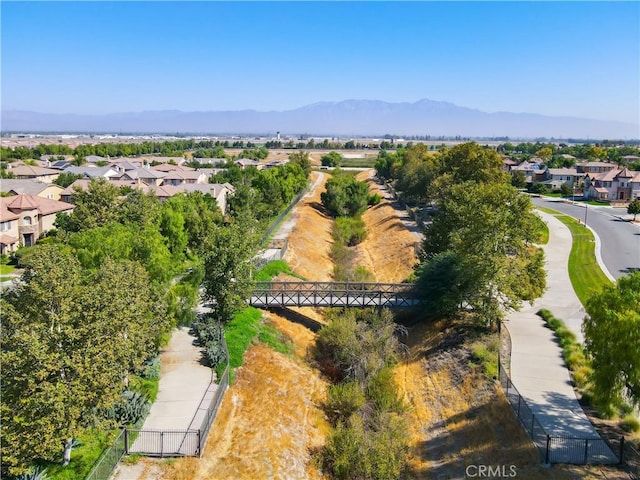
[3,99,638,139]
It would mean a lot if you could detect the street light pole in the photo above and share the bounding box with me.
[584,203,588,227]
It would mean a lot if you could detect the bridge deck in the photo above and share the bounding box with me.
[249,281,421,308]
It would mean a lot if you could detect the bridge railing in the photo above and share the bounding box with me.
[252,281,416,294]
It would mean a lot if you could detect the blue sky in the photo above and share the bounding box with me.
[1,1,639,124]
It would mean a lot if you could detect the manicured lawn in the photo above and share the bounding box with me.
[537,207,612,305]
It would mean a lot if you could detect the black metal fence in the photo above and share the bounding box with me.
[126,429,200,457]
[83,340,231,479]
[84,429,126,480]
[198,364,229,454]
[498,361,624,465]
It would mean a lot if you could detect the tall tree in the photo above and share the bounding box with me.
[55,178,121,233]
[288,150,312,177]
[420,181,545,322]
[201,218,259,323]
[1,246,162,474]
[584,272,640,409]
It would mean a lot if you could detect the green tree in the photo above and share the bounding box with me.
[627,199,640,221]
[511,170,527,189]
[535,147,553,161]
[53,172,84,188]
[584,272,640,409]
[201,218,259,323]
[0,246,162,474]
[321,174,370,217]
[288,150,312,177]
[55,178,121,233]
[322,151,343,167]
[421,182,545,323]
[395,144,441,203]
[414,252,471,318]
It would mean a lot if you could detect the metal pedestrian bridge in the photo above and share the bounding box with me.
[248,281,422,308]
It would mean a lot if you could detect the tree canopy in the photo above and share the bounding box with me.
[584,272,640,409]
[1,246,164,475]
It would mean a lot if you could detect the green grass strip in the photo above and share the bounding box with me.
[537,207,612,305]
[221,306,293,383]
[0,264,16,275]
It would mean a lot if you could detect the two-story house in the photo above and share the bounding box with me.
[0,194,75,253]
[543,168,584,189]
[584,167,640,202]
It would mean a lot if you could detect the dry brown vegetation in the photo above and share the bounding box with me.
[355,170,418,282]
[157,168,624,480]
[282,172,334,281]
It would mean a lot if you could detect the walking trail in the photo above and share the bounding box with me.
[505,210,616,461]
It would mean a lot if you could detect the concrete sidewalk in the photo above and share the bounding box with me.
[505,211,616,460]
[128,327,214,454]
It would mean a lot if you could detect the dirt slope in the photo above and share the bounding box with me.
[163,311,329,480]
[283,172,334,281]
[355,169,418,282]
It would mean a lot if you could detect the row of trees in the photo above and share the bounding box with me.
[0,180,226,474]
[1,154,311,474]
[377,142,546,325]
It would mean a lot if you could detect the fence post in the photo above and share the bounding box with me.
[531,415,535,436]
[198,430,202,458]
[545,435,551,465]
[124,428,129,454]
[619,436,625,465]
[583,439,589,464]
[517,395,522,418]
[160,431,164,458]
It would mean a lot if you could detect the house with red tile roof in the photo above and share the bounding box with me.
[0,194,74,253]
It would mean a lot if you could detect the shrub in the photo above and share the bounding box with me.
[620,415,640,433]
[334,217,368,246]
[366,368,405,414]
[528,183,549,194]
[316,309,404,383]
[326,382,366,425]
[194,318,226,368]
[323,413,408,480]
[321,174,369,217]
[368,193,382,206]
[138,355,161,379]
[18,466,49,480]
[470,338,499,379]
[106,390,151,426]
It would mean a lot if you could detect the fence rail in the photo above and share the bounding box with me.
[126,429,200,457]
[84,338,230,479]
[498,361,623,465]
[84,429,126,480]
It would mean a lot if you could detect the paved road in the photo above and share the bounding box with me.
[533,197,640,280]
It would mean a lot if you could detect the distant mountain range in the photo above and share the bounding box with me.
[2,99,638,139]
